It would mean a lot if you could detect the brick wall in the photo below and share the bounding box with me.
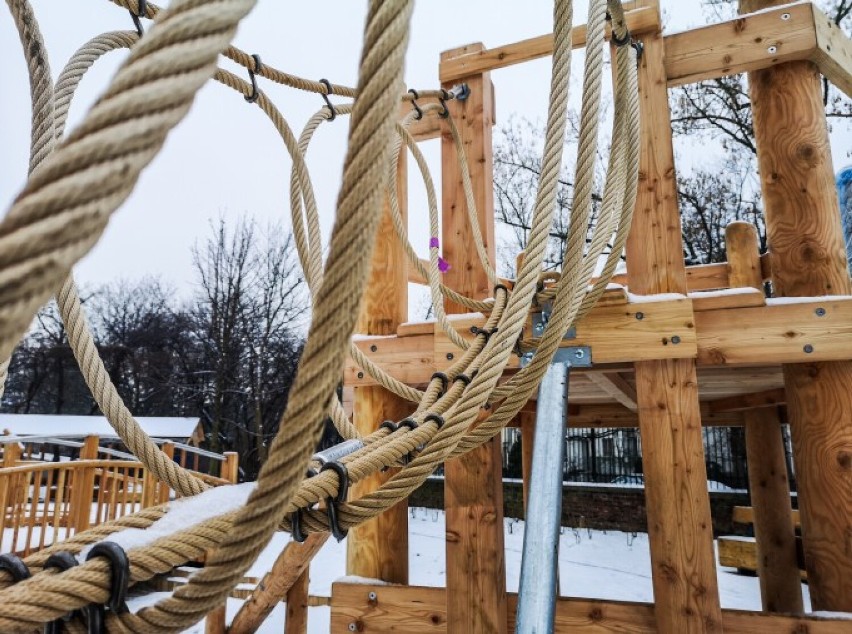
[410,477,753,536]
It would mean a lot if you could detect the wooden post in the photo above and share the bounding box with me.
[159,442,175,505]
[726,221,803,612]
[73,435,99,533]
[204,605,226,634]
[345,136,409,584]
[440,44,507,634]
[740,0,852,611]
[284,568,310,634]
[628,4,723,631]
[222,452,239,483]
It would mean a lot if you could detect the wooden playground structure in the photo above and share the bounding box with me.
[2,0,852,632]
[326,1,852,632]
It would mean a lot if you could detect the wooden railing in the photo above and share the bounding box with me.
[0,438,237,556]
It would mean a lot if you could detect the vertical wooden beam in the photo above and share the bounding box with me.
[440,43,507,634]
[222,452,239,483]
[741,0,852,612]
[284,568,310,634]
[204,605,226,634]
[628,4,723,631]
[159,442,175,505]
[345,143,409,584]
[73,435,99,533]
[726,221,803,612]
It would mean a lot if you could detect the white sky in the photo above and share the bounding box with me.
[1,1,849,303]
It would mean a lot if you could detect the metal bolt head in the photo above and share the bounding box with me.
[533,322,544,334]
[671,335,681,345]
[781,12,791,20]
[370,344,378,352]
[348,623,358,632]
[804,344,814,354]
[446,352,454,360]
[815,307,826,317]
[635,311,644,320]
[574,349,585,359]
[767,45,778,54]
[357,371,364,379]
[368,591,377,601]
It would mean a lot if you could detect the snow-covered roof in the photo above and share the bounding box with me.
[0,415,200,440]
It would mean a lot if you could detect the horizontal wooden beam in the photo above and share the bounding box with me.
[330,583,851,633]
[664,2,818,88]
[708,387,786,413]
[811,2,852,97]
[438,4,660,83]
[695,296,852,365]
[586,372,638,411]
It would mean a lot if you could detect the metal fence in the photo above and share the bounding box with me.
[501,425,797,492]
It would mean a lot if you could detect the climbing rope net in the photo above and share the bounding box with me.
[0,0,640,631]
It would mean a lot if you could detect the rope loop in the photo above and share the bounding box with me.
[291,509,308,543]
[407,88,423,120]
[245,54,262,103]
[319,461,350,541]
[319,78,337,120]
[438,88,450,118]
[0,554,30,582]
[129,0,146,36]
[43,552,80,634]
[82,542,131,632]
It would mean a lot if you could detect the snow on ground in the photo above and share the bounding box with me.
[124,507,816,632]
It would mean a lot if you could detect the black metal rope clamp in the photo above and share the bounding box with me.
[0,553,30,583]
[454,373,473,387]
[84,542,130,633]
[408,88,423,120]
[379,420,398,433]
[245,54,262,103]
[319,79,337,121]
[291,508,308,543]
[430,371,448,395]
[438,89,451,118]
[469,325,497,341]
[631,41,644,62]
[42,552,79,634]
[319,461,350,542]
[129,0,146,37]
[423,413,445,430]
[611,27,632,48]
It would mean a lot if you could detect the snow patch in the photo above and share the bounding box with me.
[335,575,393,586]
[78,482,256,561]
[689,287,762,298]
[626,292,687,304]
[766,295,852,305]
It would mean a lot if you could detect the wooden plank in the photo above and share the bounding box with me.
[439,45,507,634]
[204,605,226,634]
[330,583,852,633]
[284,568,310,634]
[745,407,804,612]
[347,127,410,586]
[811,3,852,98]
[586,372,638,411]
[665,3,817,88]
[228,533,329,634]
[690,288,765,312]
[743,0,852,612]
[438,5,659,83]
[697,295,852,366]
[718,536,759,570]
[708,388,786,413]
[732,506,800,528]
[344,334,434,387]
[628,3,723,630]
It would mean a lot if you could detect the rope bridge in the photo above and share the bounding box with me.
[0,0,640,630]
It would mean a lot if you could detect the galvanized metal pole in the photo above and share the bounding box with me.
[515,359,571,633]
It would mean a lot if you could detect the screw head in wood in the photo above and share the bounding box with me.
[370,344,378,352]
[671,335,681,344]
[348,623,357,632]
[357,371,364,379]
[767,45,778,54]
[804,344,814,353]
[635,312,644,320]
[781,12,791,20]
[815,307,826,317]
[368,591,377,601]
[446,352,454,360]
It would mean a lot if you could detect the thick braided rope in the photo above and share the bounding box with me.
[86,2,417,630]
[47,29,209,496]
[0,0,56,400]
[297,0,580,530]
[0,0,258,401]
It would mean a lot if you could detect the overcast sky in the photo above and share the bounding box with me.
[1,2,849,305]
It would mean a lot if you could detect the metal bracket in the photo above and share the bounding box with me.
[519,345,592,369]
[531,303,577,340]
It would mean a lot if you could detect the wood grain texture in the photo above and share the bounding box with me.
[744,0,852,611]
[439,46,507,634]
[725,221,763,290]
[347,148,410,584]
[628,5,723,630]
[284,568,310,634]
[744,407,803,613]
[330,583,852,633]
[812,3,852,98]
[228,533,329,634]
